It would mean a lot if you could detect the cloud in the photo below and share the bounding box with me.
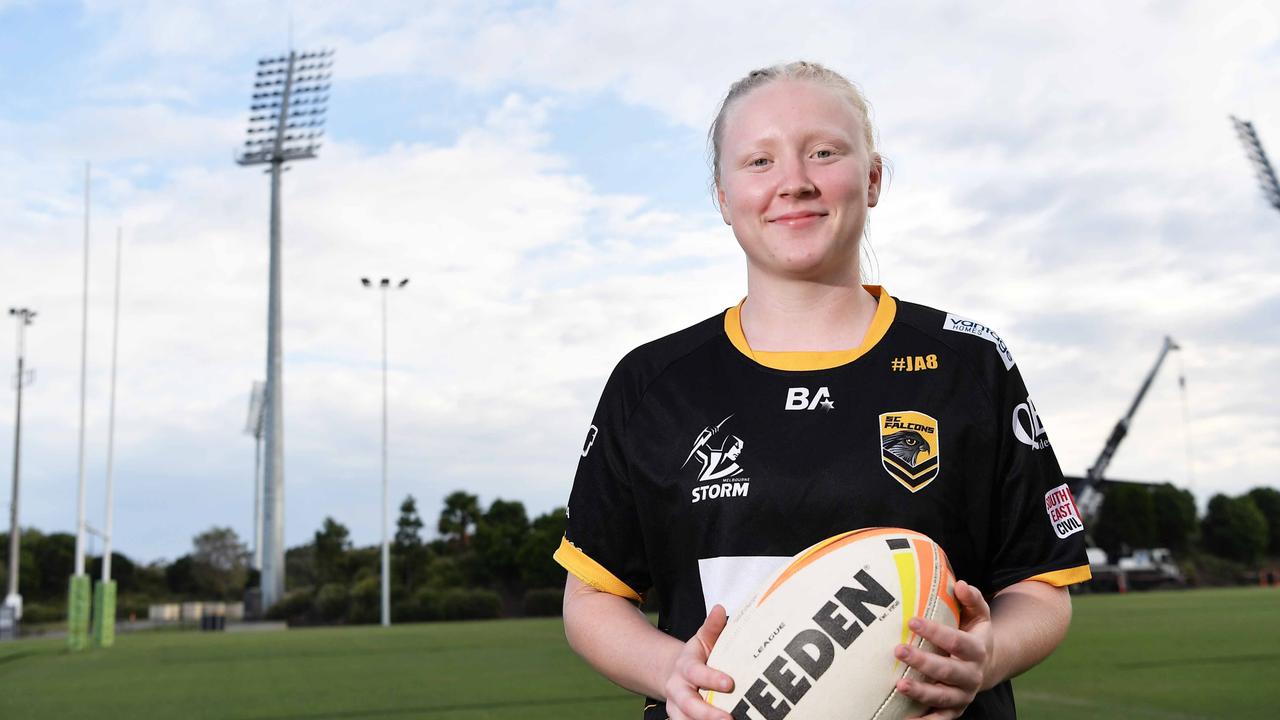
[3,1,1279,563]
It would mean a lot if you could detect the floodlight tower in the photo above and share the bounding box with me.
[5,308,36,624]
[361,277,409,627]
[236,49,333,611]
[1231,116,1280,215]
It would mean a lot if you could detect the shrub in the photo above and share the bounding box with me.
[266,587,314,623]
[522,588,563,617]
[347,576,380,624]
[412,587,501,621]
[20,602,65,624]
[314,583,350,622]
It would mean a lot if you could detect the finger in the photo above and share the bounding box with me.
[682,659,734,693]
[675,690,734,720]
[912,709,964,720]
[955,581,991,622]
[896,676,970,711]
[908,617,985,662]
[695,604,729,655]
[894,644,981,691]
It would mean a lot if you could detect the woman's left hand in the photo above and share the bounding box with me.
[893,579,996,720]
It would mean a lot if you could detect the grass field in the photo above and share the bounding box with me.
[2,587,1277,719]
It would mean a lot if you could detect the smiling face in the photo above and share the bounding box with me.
[715,79,882,284]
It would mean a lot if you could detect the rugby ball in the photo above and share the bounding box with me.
[703,527,960,720]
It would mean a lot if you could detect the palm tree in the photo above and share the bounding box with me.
[438,491,481,549]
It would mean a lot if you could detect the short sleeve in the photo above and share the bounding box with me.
[987,362,1092,591]
[553,362,652,602]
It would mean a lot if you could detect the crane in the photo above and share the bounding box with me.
[1075,336,1180,523]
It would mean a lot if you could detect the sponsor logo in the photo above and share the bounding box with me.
[581,425,598,457]
[879,411,940,493]
[684,415,751,504]
[724,570,898,720]
[1045,484,1084,539]
[942,313,1015,370]
[890,354,939,372]
[1012,397,1050,450]
[785,387,835,411]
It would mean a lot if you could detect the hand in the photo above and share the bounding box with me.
[664,604,735,720]
[894,580,996,720]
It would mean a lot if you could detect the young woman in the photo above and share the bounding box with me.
[555,61,1090,720]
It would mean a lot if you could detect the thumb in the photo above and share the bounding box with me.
[695,604,729,655]
[955,580,991,622]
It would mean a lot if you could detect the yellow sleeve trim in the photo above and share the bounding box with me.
[724,285,897,371]
[1024,564,1093,587]
[554,536,643,603]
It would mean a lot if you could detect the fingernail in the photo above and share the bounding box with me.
[908,618,922,631]
[894,645,909,659]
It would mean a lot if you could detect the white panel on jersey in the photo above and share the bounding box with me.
[697,555,790,618]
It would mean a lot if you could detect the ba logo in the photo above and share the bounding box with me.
[879,411,941,493]
[785,386,835,411]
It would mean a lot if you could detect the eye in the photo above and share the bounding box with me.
[749,156,771,168]
[812,148,836,159]
[905,438,916,445]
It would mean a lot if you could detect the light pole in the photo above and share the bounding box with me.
[5,307,36,625]
[92,228,123,648]
[362,277,408,627]
[236,48,333,612]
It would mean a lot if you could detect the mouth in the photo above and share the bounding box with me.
[768,211,828,227]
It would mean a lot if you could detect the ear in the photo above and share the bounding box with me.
[716,183,732,225]
[867,153,883,208]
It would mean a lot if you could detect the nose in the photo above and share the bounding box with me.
[777,157,816,198]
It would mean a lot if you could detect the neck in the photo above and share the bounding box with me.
[740,270,877,352]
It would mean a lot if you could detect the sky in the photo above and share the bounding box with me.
[1,0,1278,564]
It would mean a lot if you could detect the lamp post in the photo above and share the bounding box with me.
[236,49,333,611]
[5,307,35,625]
[361,277,408,627]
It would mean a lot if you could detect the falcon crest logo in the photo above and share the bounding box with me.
[879,411,940,492]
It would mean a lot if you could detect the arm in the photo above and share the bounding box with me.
[563,574,735,720]
[894,578,1072,720]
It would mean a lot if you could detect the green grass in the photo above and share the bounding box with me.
[2,587,1277,719]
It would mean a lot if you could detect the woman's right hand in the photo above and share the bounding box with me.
[664,604,736,720]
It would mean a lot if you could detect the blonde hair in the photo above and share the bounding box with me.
[707,61,878,185]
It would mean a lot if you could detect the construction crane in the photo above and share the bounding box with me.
[1075,336,1180,523]
[1231,116,1280,215]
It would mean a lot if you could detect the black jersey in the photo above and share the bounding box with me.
[555,287,1090,719]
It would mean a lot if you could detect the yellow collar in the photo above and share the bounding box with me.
[723,286,896,371]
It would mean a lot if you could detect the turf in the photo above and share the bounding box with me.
[1,587,1277,719]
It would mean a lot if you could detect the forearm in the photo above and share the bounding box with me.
[563,574,683,699]
[982,580,1072,690]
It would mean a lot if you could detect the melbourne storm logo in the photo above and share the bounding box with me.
[879,411,941,493]
[684,415,751,503]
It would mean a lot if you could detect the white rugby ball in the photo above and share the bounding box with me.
[703,527,960,720]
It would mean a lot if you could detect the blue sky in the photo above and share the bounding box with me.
[2,0,1279,564]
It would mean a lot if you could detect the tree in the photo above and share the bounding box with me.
[313,517,352,585]
[519,507,568,588]
[393,496,429,593]
[1246,487,1280,556]
[1093,483,1155,559]
[1201,494,1267,564]
[438,491,481,550]
[474,499,529,589]
[1151,483,1197,552]
[191,527,249,599]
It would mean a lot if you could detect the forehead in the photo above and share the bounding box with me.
[721,79,865,148]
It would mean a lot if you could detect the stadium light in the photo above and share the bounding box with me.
[4,307,36,627]
[362,276,409,627]
[1230,116,1280,214]
[236,48,335,613]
